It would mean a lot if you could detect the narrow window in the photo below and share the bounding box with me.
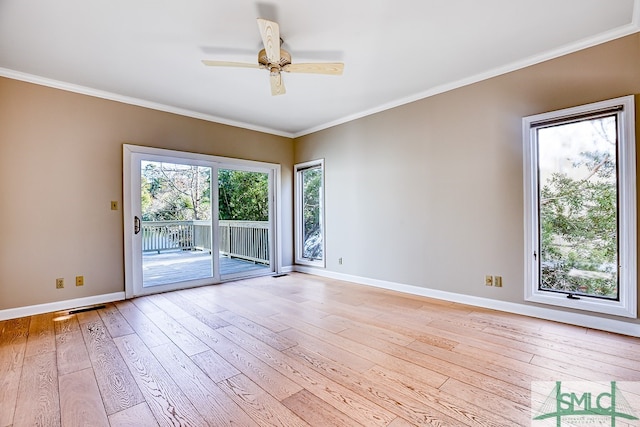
[295,160,325,267]
[523,96,636,317]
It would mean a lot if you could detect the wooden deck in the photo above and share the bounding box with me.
[2,273,640,426]
[143,250,270,286]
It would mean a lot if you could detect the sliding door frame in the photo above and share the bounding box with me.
[123,144,282,298]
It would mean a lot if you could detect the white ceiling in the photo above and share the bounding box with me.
[1,1,638,137]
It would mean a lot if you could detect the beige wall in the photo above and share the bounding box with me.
[0,78,293,310]
[295,34,640,324]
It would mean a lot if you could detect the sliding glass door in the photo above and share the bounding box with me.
[140,160,214,288]
[124,145,279,298]
[218,167,273,280]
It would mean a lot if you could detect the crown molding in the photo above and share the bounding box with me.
[0,68,295,139]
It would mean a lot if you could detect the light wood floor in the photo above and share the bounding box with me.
[2,273,640,427]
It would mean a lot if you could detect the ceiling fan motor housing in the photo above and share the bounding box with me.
[258,48,291,74]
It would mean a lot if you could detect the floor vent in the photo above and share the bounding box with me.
[68,304,106,315]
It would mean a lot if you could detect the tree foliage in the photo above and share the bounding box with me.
[218,169,268,221]
[301,167,323,259]
[539,118,618,298]
[141,162,211,221]
[141,162,268,222]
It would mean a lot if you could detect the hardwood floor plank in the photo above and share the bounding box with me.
[13,352,59,427]
[58,368,109,427]
[197,325,303,401]
[280,318,418,376]
[201,287,285,325]
[284,344,467,426]
[190,349,241,383]
[484,324,640,369]
[24,313,55,357]
[97,303,135,338]
[80,319,145,415]
[145,293,193,319]
[382,314,535,363]
[0,318,29,427]
[333,317,416,347]
[301,295,386,321]
[367,365,518,427]
[387,416,419,427]
[114,300,171,348]
[381,362,515,426]
[108,403,159,427]
[215,287,281,318]
[150,342,257,426]
[438,377,531,426]
[529,353,640,381]
[130,296,163,315]
[216,310,297,351]
[178,315,299,398]
[211,321,397,426]
[143,309,209,356]
[278,326,377,374]
[54,315,91,376]
[169,291,231,329]
[52,315,76,336]
[282,389,363,427]
[178,287,226,314]
[270,306,351,334]
[75,309,100,324]
[217,374,309,427]
[55,329,91,376]
[216,303,291,333]
[338,317,533,407]
[113,334,207,427]
[407,338,560,388]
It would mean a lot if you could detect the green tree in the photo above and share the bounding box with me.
[539,118,617,298]
[141,162,211,221]
[301,167,322,259]
[218,169,268,221]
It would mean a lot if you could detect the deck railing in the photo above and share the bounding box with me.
[141,220,269,264]
[219,220,269,264]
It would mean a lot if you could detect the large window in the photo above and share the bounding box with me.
[523,96,636,317]
[295,160,325,267]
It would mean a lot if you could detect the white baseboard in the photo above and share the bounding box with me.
[0,292,125,321]
[294,266,640,338]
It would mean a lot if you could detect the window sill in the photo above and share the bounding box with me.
[525,290,636,318]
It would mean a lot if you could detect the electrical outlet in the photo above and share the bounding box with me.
[494,276,503,287]
[338,257,343,265]
[76,275,84,287]
[56,278,64,289]
[485,275,493,286]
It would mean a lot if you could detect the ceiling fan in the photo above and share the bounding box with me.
[202,18,344,96]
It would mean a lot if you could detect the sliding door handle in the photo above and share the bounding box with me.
[134,216,141,234]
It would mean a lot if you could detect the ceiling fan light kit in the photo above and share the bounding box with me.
[203,18,344,96]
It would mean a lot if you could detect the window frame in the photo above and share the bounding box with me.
[522,95,637,318]
[294,159,326,267]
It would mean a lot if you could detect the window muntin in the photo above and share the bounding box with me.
[523,96,636,318]
[295,160,325,267]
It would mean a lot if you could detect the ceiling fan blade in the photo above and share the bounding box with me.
[257,18,280,64]
[282,62,344,75]
[201,60,260,69]
[270,72,285,96]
